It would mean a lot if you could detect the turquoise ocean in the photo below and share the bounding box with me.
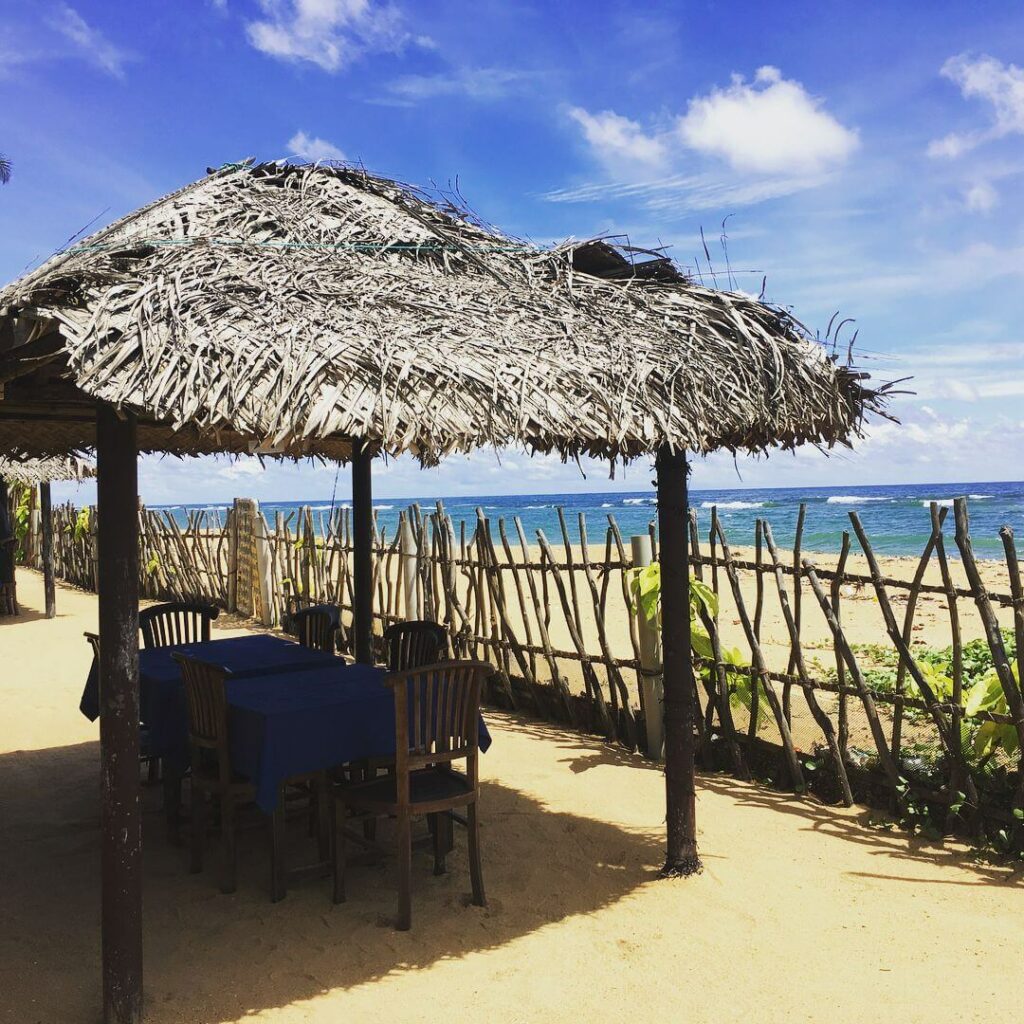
[155,480,1024,560]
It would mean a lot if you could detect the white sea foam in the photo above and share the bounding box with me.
[622,497,653,505]
[826,495,890,505]
[601,502,614,508]
[920,499,955,507]
[701,500,763,510]
[969,494,993,500]
[374,504,395,510]
[526,504,549,509]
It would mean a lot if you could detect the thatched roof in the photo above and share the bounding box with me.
[0,160,889,464]
[0,453,94,486]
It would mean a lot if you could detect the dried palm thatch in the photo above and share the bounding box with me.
[0,160,890,464]
[0,453,94,486]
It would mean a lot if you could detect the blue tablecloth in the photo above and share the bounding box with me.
[229,665,491,812]
[80,634,346,767]
[80,635,492,813]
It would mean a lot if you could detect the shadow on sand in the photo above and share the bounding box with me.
[1,737,664,1023]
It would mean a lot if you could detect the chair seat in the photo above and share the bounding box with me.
[340,767,472,809]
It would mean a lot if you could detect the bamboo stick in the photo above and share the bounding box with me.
[763,524,852,805]
[713,519,804,789]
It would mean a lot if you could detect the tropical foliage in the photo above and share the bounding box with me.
[630,563,767,726]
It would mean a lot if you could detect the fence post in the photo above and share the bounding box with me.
[631,534,664,759]
[226,503,238,613]
[89,504,99,593]
[400,512,421,620]
[28,490,40,567]
[253,509,274,627]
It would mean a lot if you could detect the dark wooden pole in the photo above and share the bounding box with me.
[656,444,701,876]
[40,481,55,618]
[352,439,374,664]
[97,405,142,1024]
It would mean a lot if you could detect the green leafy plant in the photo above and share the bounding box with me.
[12,485,32,559]
[630,564,766,727]
[70,506,90,542]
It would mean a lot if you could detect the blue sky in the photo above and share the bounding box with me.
[1,0,1022,506]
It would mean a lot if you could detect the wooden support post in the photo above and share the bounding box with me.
[40,480,55,618]
[352,440,374,664]
[655,444,701,876]
[96,405,142,1024]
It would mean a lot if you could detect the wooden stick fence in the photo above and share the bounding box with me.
[26,495,1024,838]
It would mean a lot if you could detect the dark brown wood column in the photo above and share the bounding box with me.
[655,444,701,876]
[96,405,142,1024]
[352,439,374,664]
[40,480,55,618]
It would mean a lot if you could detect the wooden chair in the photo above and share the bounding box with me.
[333,660,491,930]
[383,620,448,671]
[291,605,338,652]
[354,621,449,809]
[173,653,255,894]
[140,601,219,649]
[84,631,160,784]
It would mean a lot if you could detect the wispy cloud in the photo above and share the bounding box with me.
[964,180,999,213]
[287,130,346,162]
[245,0,409,73]
[928,54,1024,159]
[566,108,668,171]
[387,67,541,102]
[49,3,134,79]
[541,172,822,213]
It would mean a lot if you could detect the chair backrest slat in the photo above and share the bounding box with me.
[173,653,233,783]
[292,605,337,652]
[139,602,219,649]
[384,620,447,672]
[388,661,490,784]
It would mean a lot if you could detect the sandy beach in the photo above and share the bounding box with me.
[3,566,1023,1024]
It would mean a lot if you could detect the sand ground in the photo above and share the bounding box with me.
[3,568,1023,1024]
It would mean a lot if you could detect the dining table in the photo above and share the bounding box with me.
[80,633,492,822]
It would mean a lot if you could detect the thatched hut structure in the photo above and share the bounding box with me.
[0,453,94,616]
[0,160,887,1024]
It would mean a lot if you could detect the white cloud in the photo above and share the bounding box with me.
[246,0,407,72]
[677,65,859,174]
[50,3,133,78]
[928,54,1024,158]
[559,67,856,214]
[964,180,998,213]
[567,108,668,170]
[287,130,346,162]
[387,67,539,102]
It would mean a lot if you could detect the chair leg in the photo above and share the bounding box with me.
[270,795,287,903]
[396,811,412,931]
[467,802,486,908]
[332,798,347,904]
[431,812,452,876]
[360,766,377,842]
[164,772,184,846]
[190,786,206,874]
[220,793,237,895]
[316,777,331,864]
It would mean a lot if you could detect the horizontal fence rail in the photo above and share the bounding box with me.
[17,492,1024,840]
